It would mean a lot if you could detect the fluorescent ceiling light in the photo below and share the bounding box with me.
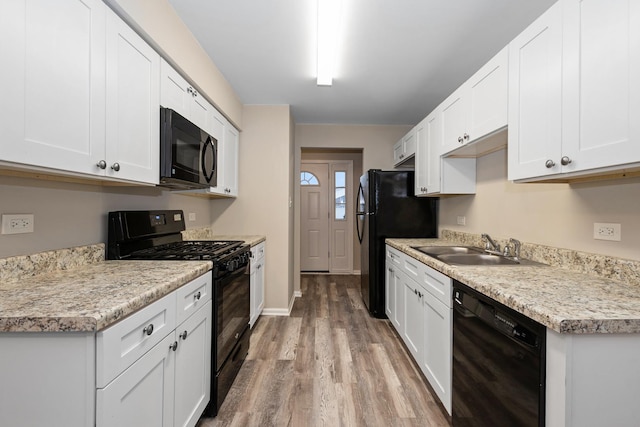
[317,0,343,86]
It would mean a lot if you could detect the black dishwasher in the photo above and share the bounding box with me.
[452,281,545,427]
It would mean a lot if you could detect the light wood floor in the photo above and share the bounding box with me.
[198,274,451,427]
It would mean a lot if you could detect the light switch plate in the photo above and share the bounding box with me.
[457,216,466,226]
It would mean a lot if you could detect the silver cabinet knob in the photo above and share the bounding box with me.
[545,160,556,168]
[561,156,572,166]
[111,163,120,172]
[194,291,201,301]
[143,324,154,336]
[179,330,188,340]
[463,133,469,140]
[96,160,107,170]
[458,136,463,143]
[169,341,178,351]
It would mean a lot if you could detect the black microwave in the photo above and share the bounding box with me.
[159,107,217,190]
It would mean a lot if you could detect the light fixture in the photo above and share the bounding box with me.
[317,0,343,86]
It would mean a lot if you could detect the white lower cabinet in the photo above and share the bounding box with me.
[97,276,212,427]
[250,241,266,328]
[385,245,452,415]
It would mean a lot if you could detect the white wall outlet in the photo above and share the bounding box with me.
[593,222,621,241]
[457,216,466,226]
[188,212,196,221]
[2,214,35,234]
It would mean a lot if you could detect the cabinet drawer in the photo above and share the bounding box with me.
[418,263,452,308]
[402,254,420,280]
[387,246,402,267]
[96,292,176,388]
[176,273,212,326]
[251,242,265,261]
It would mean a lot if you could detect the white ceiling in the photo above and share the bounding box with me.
[168,0,556,125]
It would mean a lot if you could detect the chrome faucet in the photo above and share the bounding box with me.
[481,233,501,255]
[507,238,521,260]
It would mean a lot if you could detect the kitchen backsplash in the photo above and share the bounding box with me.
[441,230,640,285]
[0,243,105,282]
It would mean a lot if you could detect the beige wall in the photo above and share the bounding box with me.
[0,176,212,259]
[293,124,411,292]
[106,0,243,128]
[440,149,640,261]
[209,105,294,312]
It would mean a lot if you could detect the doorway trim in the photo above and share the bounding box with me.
[300,159,354,274]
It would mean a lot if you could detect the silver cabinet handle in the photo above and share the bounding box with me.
[179,330,188,340]
[96,160,107,170]
[561,156,572,166]
[463,133,469,140]
[194,291,201,301]
[458,136,463,143]
[545,160,555,168]
[111,163,120,172]
[169,341,178,351]
[143,324,154,336]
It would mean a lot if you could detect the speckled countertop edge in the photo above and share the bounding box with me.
[387,235,640,334]
[0,243,212,332]
[182,228,265,247]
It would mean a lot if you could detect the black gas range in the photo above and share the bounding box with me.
[107,210,250,418]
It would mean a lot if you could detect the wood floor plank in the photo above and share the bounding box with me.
[198,274,451,427]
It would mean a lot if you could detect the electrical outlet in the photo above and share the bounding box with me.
[188,212,196,221]
[593,222,621,241]
[457,216,466,226]
[2,214,34,234]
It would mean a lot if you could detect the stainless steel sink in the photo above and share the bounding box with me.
[411,245,545,266]
[412,246,484,256]
[437,253,521,266]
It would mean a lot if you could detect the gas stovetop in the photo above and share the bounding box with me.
[128,240,244,261]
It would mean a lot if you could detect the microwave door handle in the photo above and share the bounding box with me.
[201,137,215,183]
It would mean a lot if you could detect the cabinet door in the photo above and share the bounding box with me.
[0,0,106,175]
[256,257,265,319]
[385,256,396,322]
[425,111,442,195]
[467,46,508,142]
[174,301,212,427]
[507,2,563,180]
[97,333,175,427]
[402,276,424,362]
[422,291,452,415]
[105,8,160,184]
[160,59,191,116]
[561,0,640,172]
[222,122,240,196]
[414,118,428,195]
[393,139,404,165]
[440,88,468,154]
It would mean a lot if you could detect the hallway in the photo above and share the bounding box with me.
[199,274,450,426]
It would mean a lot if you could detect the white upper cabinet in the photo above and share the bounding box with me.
[160,59,214,135]
[508,2,563,181]
[393,128,416,167]
[415,107,476,196]
[441,47,509,155]
[105,8,160,184]
[0,0,159,185]
[0,0,106,176]
[221,122,240,197]
[509,0,640,181]
[561,0,640,173]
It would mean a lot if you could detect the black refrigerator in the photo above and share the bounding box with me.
[356,170,438,318]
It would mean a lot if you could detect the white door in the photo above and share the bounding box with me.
[329,162,353,273]
[105,8,160,184]
[300,163,330,271]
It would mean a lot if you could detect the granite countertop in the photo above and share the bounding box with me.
[387,237,640,334]
[0,259,212,333]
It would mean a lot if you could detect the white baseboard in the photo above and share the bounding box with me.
[261,308,290,316]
